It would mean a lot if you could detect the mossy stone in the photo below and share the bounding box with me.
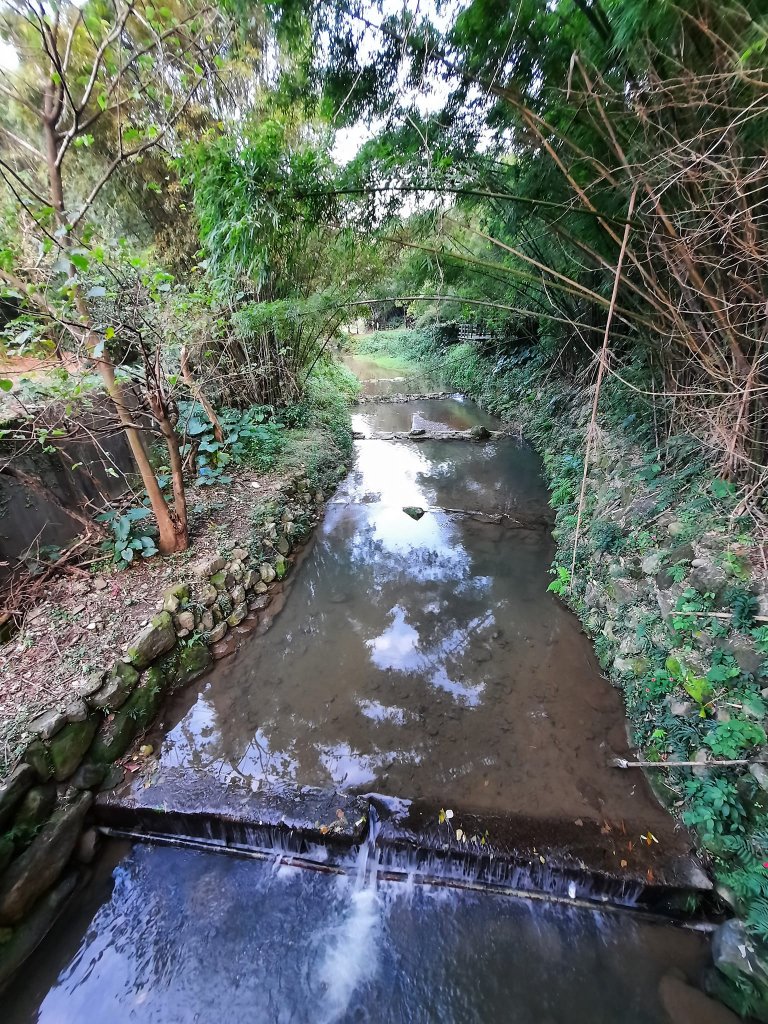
[86,661,139,711]
[275,556,288,579]
[176,645,213,688]
[210,571,227,591]
[126,611,176,670]
[162,582,189,613]
[90,671,167,765]
[70,763,108,790]
[0,836,13,874]
[12,785,56,833]
[49,719,98,781]
[23,741,53,782]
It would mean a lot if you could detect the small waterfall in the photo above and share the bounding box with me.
[373,840,645,907]
[315,806,383,1023]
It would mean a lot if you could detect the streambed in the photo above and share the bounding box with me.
[4,354,718,1023]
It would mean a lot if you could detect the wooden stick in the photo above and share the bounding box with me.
[687,610,768,623]
[611,756,760,769]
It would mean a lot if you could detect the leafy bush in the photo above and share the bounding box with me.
[97,507,158,565]
[683,777,748,840]
[705,720,766,760]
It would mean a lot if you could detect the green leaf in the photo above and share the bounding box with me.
[0,379,12,392]
[665,657,682,678]
[69,252,89,273]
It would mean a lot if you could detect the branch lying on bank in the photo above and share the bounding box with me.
[611,756,763,769]
[0,533,97,633]
[687,610,768,624]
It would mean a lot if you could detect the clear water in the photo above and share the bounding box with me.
[4,840,709,1024]
[146,396,683,847]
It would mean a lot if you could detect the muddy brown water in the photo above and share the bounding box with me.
[4,355,719,1024]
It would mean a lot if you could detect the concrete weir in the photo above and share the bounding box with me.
[95,766,711,915]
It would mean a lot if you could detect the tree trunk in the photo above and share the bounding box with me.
[153,398,188,548]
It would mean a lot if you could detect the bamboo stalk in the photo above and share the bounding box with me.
[570,188,638,585]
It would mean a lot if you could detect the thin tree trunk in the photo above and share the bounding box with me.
[42,106,186,555]
[180,344,224,442]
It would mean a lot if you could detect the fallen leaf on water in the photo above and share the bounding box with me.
[641,831,659,846]
[455,828,464,841]
[539,855,546,865]
[574,818,583,827]
[139,744,153,757]
[319,825,329,835]
[620,859,628,868]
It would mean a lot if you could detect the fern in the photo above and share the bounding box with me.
[724,587,759,630]
[747,898,768,943]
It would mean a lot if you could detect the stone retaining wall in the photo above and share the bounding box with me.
[0,468,332,989]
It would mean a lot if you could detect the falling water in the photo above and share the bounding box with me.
[316,807,383,1023]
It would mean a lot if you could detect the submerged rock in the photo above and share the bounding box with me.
[659,972,740,1024]
[0,873,77,990]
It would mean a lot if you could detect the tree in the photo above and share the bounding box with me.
[0,0,238,553]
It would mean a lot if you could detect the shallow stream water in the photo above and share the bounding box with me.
[4,352,716,1023]
[6,840,710,1024]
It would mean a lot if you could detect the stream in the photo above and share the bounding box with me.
[4,354,720,1023]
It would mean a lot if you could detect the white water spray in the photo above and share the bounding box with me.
[316,808,383,1023]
